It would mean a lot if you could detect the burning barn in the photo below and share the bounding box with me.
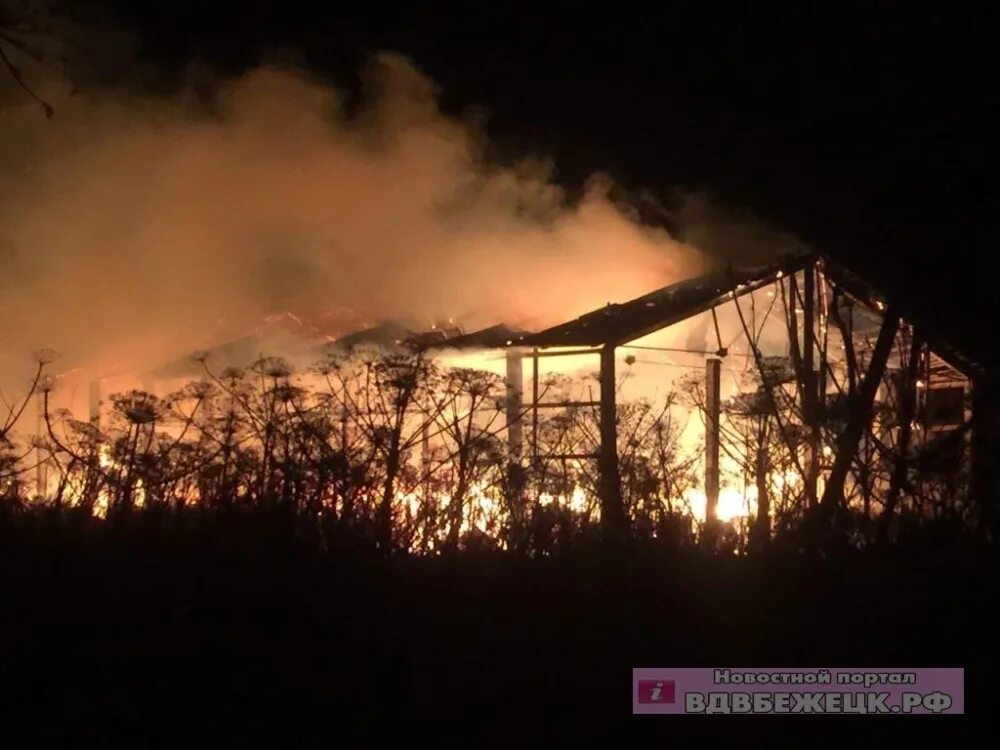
[478,251,987,544]
[419,250,989,545]
[14,251,994,549]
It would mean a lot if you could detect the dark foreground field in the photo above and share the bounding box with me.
[2,509,997,744]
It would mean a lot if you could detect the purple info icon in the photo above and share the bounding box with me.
[637,680,676,704]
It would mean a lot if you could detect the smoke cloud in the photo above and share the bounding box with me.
[0,53,710,381]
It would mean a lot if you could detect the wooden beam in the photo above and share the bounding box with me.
[705,357,721,522]
[505,349,524,465]
[599,344,627,541]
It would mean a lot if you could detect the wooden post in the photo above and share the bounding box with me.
[803,261,820,507]
[505,349,524,465]
[599,344,627,541]
[505,348,525,535]
[531,348,539,466]
[705,356,721,523]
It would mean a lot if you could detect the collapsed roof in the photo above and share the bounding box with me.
[503,252,981,380]
[149,251,983,382]
[517,255,811,349]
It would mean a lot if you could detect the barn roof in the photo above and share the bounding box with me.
[519,254,812,348]
[427,324,533,350]
[145,252,984,382]
[517,251,983,379]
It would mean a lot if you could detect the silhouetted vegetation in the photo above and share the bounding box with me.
[2,347,996,741]
[0,338,990,557]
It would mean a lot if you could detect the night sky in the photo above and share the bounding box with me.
[63,1,998,365]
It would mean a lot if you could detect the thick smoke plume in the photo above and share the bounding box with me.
[0,53,705,381]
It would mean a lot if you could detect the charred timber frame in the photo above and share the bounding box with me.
[498,251,985,540]
[518,255,815,541]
